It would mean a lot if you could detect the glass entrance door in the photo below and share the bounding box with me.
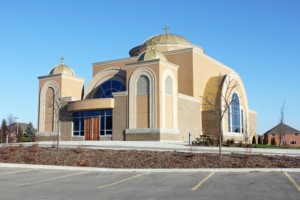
[73,109,113,139]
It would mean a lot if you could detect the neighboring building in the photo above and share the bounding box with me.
[7,122,31,142]
[37,29,257,142]
[263,123,300,146]
[8,122,29,134]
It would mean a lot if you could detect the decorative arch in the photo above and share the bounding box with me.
[39,80,60,132]
[129,67,156,129]
[84,67,126,99]
[221,72,249,135]
[162,69,177,128]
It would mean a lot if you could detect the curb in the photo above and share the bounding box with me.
[1,163,300,173]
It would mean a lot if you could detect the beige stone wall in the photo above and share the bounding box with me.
[193,52,231,98]
[59,100,73,141]
[125,129,179,141]
[202,110,219,139]
[177,95,201,142]
[60,121,72,141]
[165,51,194,96]
[126,132,160,141]
[93,57,136,77]
[112,94,127,141]
[165,95,173,128]
[68,98,114,112]
[249,110,257,140]
[61,77,84,99]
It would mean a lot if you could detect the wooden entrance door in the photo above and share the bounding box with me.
[84,117,99,140]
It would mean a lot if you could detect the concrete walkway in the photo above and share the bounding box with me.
[12,141,300,156]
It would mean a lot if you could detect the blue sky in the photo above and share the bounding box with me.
[0,0,299,134]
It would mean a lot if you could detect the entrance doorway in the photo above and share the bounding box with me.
[84,117,99,140]
[73,109,113,140]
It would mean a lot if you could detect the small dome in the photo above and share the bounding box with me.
[138,49,167,62]
[143,33,191,46]
[49,64,76,76]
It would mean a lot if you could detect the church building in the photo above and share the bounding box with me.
[37,28,257,142]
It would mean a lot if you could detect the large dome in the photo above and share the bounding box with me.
[129,33,195,57]
[49,64,75,76]
[142,33,191,46]
[138,49,167,62]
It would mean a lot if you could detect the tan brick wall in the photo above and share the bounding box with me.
[177,95,201,142]
[165,95,173,128]
[112,95,127,141]
[249,111,257,142]
[126,132,160,141]
[166,51,194,96]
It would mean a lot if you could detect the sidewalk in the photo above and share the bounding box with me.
[16,141,300,156]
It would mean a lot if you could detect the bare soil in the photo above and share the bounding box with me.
[0,144,300,168]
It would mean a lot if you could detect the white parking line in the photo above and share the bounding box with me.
[0,169,37,176]
[191,172,215,191]
[284,172,300,192]
[98,172,151,189]
[18,171,91,186]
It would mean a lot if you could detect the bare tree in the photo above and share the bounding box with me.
[46,89,61,151]
[278,101,286,146]
[201,74,239,158]
[46,89,72,151]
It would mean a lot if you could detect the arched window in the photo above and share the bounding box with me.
[94,80,126,98]
[165,76,173,95]
[231,93,240,133]
[137,75,149,95]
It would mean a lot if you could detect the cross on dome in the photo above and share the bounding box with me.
[163,25,169,34]
[60,56,65,64]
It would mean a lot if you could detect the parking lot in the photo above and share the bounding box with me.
[0,166,299,200]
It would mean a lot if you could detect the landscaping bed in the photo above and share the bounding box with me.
[0,144,300,168]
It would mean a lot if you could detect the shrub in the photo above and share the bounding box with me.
[238,141,243,147]
[226,139,235,147]
[252,136,256,144]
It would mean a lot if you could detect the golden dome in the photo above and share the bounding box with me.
[49,64,76,76]
[129,32,193,57]
[49,56,76,76]
[138,49,167,62]
[142,33,191,46]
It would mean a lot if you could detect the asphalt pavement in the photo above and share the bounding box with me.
[0,166,299,200]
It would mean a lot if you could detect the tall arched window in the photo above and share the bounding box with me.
[231,93,240,133]
[136,75,150,128]
[94,80,126,98]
